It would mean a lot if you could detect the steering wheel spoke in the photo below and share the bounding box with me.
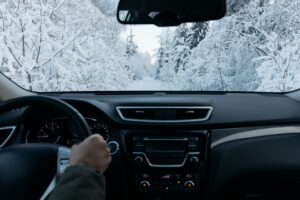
[57,146,71,178]
[41,146,71,200]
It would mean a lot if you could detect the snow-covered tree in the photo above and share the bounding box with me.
[188,22,208,49]
[125,30,138,58]
[255,0,300,92]
[155,29,178,83]
[154,0,300,92]
[0,0,150,91]
[1,0,299,92]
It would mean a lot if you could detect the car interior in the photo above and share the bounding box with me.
[1,0,300,200]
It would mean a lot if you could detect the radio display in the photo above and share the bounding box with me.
[146,141,185,153]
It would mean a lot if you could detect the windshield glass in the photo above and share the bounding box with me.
[0,0,299,92]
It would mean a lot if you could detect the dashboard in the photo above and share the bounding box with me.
[1,92,300,200]
[25,117,110,145]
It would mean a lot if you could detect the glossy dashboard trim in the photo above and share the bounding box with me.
[116,106,213,123]
[211,126,300,148]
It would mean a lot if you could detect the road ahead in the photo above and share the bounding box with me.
[127,76,169,90]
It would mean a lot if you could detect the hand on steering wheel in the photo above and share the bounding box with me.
[0,95,107,200]
[70,134,111,174]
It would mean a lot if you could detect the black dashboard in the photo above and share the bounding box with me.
[57,92,300,127]
[1,92,300,200]
[1,92,300,129]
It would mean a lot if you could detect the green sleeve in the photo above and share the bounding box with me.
[48,164,106,200]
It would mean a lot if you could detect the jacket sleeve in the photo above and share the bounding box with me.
[48,164,106,200]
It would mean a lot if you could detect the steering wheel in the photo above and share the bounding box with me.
[0,95,92,200]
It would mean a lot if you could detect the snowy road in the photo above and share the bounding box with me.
[127,76,168,90]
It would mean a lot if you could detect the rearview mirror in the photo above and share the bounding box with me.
[117,0,226,26]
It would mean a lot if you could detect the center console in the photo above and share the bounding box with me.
[123,130,209,200]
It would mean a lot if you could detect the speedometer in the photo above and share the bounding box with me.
[27,120,61,143]
[86,118,110,141]
[27,117,110,145]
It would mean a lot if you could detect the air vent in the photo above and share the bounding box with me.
[116,106,213,123]
[0,126,16,148]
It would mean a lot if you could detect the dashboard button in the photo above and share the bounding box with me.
[163,186,169,191]
[142,173,149,178]
[186,174,192,179]
[175,174,181,179]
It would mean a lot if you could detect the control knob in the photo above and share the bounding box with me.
[184,180,195,192]
[190,156,199,166]
[107,141,119,155]
[139,180,150,192]
[134,156,144,165]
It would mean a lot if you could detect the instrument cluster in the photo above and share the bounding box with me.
[26,117,110,145]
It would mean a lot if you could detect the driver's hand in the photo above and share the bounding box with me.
[70,134,111,174]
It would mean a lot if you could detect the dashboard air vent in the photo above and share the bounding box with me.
[116,106,213,123]
[0,126,16,148]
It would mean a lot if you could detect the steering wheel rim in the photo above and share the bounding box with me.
[0,95,92,140]
[0,95,92,200]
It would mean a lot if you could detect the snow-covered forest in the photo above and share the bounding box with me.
[0,0,300,92]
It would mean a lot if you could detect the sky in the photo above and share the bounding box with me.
[120,25,163,63]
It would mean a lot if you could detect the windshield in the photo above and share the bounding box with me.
[0,0,299,92]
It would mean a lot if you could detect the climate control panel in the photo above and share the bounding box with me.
[136,171,201,193]
[123,130,209,195]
